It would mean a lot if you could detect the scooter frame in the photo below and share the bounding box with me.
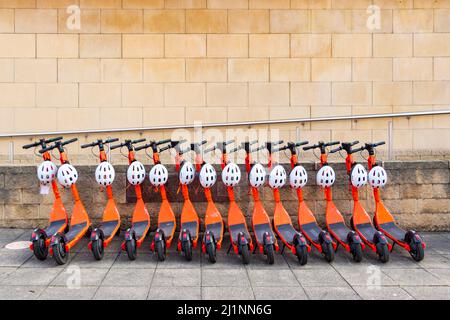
[24,137,68,261]
[82,138,121,261]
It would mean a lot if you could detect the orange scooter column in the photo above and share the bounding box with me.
[363,142,425,261]
[237,140,279,265]
[81,138,121,261]
[265,142,310,265]
[134,139,176,261]
[111,139,150,261]
[190,141,224,263]
[330,141,391,263]
[23,137,68,261]
[282,141,336,262]
[39,138,92,265]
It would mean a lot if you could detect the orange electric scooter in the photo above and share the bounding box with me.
[303,141,364,262]
[330,141,391,263]
[134,139,177,261]
[81,138,121,260]
[110,139,150,260]
[24,136,68,261]
[40,138,92,265]
[265,141,310,265]
[236,140,279,264]
[161,140,200,261]
[363,141,425,261]
[206,140,254,264]
[281,141,336,262]
[188,141,224,263]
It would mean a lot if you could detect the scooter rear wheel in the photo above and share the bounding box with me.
[321,241,334,262]
[377,243,390,263]
[240,244,250,265]
[350,243,363,262]
[155,241,166,261]
[52,240,68,265]
[32,235,48,261]
[92,238,104,261]
[206,242,217,264]
[182,241,193,261]
[409,240,424,262]
[125,239,137,261]
[295,244,308,265]
[265,244,275,265]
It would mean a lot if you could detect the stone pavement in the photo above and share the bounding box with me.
[0,228,449,300]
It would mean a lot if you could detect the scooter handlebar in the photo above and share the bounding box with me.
[80,138,119,149]
[110,138,146,150]
[23,136,63,149]
[39,138,77,154]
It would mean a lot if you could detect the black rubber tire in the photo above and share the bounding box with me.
[64,224,70,233]
[265,244,275,265]
[377,243,390,263]
[206,242,217,264]
[52,241,68,265]
[91,238,104,261]
[32,235,48,261]
[125,239,137,261]
[115,228,120,237]
[322,241,335,262]
[240,244,250,265]
[155,241,166,262]
[182,241,193,261]
[295,244,308,265]
[409,240,425,262]
[350,243,363,262]
[85,226,92,238]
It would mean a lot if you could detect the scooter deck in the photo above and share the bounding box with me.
[45,219,67,237]
[355,222,378,243]
[275,223,297,245]
[254,223,275,244]
[158,221,176,240]
[229,223,251,242]
[378,222,406,241]
[328,222,351,244]
[99,220,120,239]
[300,222,322,243]
[132,220,150,239]
[65,222,88,242]
[181,221,198,239]
[205,222,223,242]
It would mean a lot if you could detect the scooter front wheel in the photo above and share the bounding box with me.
[240,244,250,265]
[52,240,68,265]
[295,244,308,265]
[155,240,166,261]
[182,241,193,261]
[350,243,363,262]
[91,238,104,261]
[409,240,425,262]
[32,235,48,261]
[125,239,137,261]
[376,243,390,263]
[321,241,334,262]
[206,242,217,264]
[265,244,275,265]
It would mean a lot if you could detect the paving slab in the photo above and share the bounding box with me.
[202,286,255,300]
[403,286,450,300]
[0,286,44,300]
[202,269,250,287]
[252,286,308,300]
[201,252,246,269]
[303,286,361,300]
[156,249,201,269]
[112,252,158,269]
[0,250,32,267]
[245,252,290,269]
[382,268,443,286]
[352,286,414,300]
[38,286,97,300]
[0,267,62,286]
[101,268,154,287]
[51,267,109,287]
[0,229,27,240]
[148,286,201,300]
[152,268,201,287]
[417,254,450,269]
[69,252,117,269]
[426,268,450,285]
[293,268,348,287]
[94,286,149,300]
[21,253,76,268]
[248,269,299,287]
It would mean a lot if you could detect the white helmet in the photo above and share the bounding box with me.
[95,161,115,186]
[316,165,335,187]
[221,162,241,187]
[37,161,57,185]
[179,161,195,185]
[368,166,387,188]
[127,161,146,185]
[249,163,266,188]
[269,165,287,189]
[149,164,168,187]
[57,163,78,188]
[289,165,308,189]
[351,164,368,188]
[199,163,217,188]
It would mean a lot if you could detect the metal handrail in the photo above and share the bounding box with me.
[0,109,449,138]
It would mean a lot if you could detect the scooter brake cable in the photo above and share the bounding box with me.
[119,146,128,159]
[90,146,99,160]
[145,147,152,160]
[312,148,320,161]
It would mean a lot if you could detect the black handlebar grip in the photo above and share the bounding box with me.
[329,146,342,154]
[46,136,64,144]
[349,140,359,147]
[134,143,150,152]
[23,141,40,149]
[249,139,258,145]
[132,138,146,144]
[156,138,171,145]
[295,141,309,147]
[204,145,216,154]
[159,145,171,153]
[61,138,78,146]
[223,139,235,146]
[375,141,386,147]
[80,142,94,149]
[302,145,315,151]
[350,146,366,154]
[105,138,119,144]
[250,145,265,153]
[324,141,340,147]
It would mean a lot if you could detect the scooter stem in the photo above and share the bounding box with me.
[296,188,304,202]
[273,188,281,203]
[106,185,114,200]
[51,180,61,200]
[251,187,260,201]
[159,185,168,201]
[135,185,143,200]
[70,184,81,202]
[181,184,190,200]
[204,188,214,202]
[227,186,235,201]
